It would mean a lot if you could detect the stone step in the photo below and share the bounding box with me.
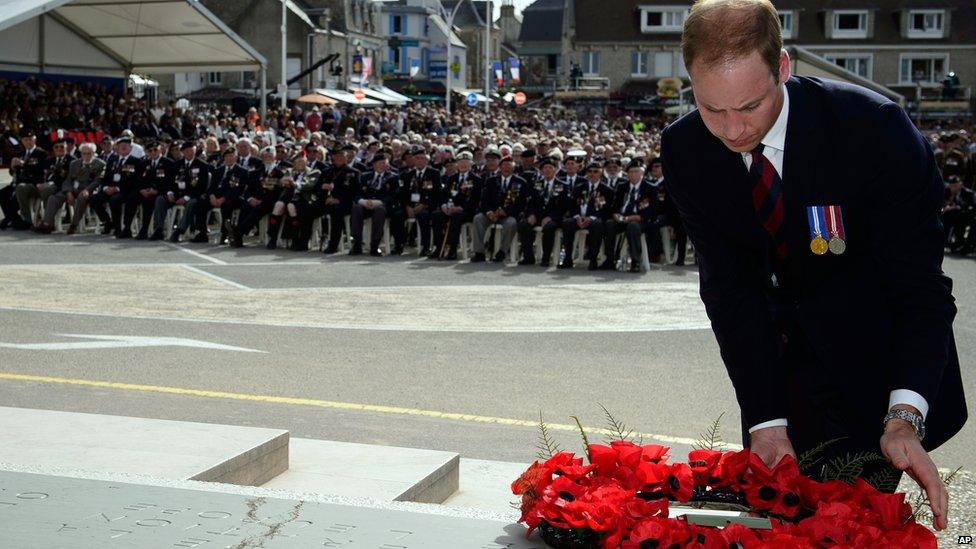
[0,406,289,486]
[261,438,459,504]
[0,469,541,548]
[441,458,529,518]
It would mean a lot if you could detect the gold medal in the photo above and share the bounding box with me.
[810,235,829,255]
[828,236,846,255]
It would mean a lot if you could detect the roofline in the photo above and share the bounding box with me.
[187,0,267,69]
[0,0,72,32]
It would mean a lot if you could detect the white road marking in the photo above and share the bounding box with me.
[182,265,252,290]
[0,333,265,353]
[0,242,91,246]
[163,243,227,265]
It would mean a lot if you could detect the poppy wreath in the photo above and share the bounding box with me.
[511,442,937,548]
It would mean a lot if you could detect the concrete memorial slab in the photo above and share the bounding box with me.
[0,471,542,548]
[0,407,288,486]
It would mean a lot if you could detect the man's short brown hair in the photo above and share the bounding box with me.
[682,0,783,80]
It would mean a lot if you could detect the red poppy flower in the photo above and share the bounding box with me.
[611,440,644,470]
[512,461,544,496]
[635,460,669,495]
[720,523,762,547]
[744,453,803,517]
[685,524,727,549]
[640,444,671,464]
[687,449,722,486]
[620,517,688,549]
[623,496,668,521]
[712,449,750,488]
[865,490,911,530]
[663,463,695,502]
[588,443,619,477]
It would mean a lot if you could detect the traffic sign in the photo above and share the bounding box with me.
[466,92,478,106]
[354,88,366,101]
[514,92,527,106]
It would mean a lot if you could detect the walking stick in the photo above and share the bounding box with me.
[440,214,451,258]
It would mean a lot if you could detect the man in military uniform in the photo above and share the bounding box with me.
[229,147,285,248]
[392,148,441,256]
[471,155,532,263]
[126,142,169,239]
[236,138,262,172]
[431,151,482,260]
[206,148,249,245]
[518,157,570,267]
[560,160,615,270]
[37,142,104,235]
[89,137,142,236]
[148,144,187,241]
[29,138,71,232]
[3,132,48,230]
[649,156,688,265]
[315,146,361,254]
[280,154,322,251]
[604,160,660,272]
[167,142,212,243]
[603,157,624,187]
[942,175,975,254]
[518,149,538,182]
[349,153,397,256]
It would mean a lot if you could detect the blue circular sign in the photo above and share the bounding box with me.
[466,92,478,106]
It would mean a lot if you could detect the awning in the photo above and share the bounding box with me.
[374,85,413,104]
[0,0,267,75]
[297,93,338,106]
[452,88,493,103]
[314,88,383,107]
[346,85,408,105]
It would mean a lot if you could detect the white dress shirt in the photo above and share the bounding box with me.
[745,86,929,434]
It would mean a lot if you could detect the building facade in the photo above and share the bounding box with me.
[378,0,468,88]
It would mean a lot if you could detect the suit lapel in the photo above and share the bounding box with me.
[782,77,826,267]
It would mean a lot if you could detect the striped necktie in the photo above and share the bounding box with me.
[749,144,786,259]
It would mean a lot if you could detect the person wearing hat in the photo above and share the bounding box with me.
[348,153,397,256]
[202,148,249,245]
[273,154,322,251]
[29,138,72,233]
[124,142,171,240]
[942,175,975,255]
[648,156,688,266]
[518,149,539,184]
[603,159,659,272]
[477,146,501,179]
[166,141,212,243]
[40,142,106,235]
[393,148,442,256]
[471,154,532,263]
[560,160,615,270]
[228,147,286,248]
[313,145,362,254]
[603,157,625,188]
[431,151,482,260]
[1,132,47,230]
[518,156,570,267]
[97,135,115,163]
[89,137,143,236]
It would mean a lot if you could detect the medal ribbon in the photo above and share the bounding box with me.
[825,205,845,240]
[816,206,829,240]
[806,206,824,240]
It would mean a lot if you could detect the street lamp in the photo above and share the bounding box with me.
[439,0,467,117]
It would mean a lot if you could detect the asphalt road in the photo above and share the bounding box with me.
[0,228,974,537]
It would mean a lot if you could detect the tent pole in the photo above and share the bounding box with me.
[281,0,288,112]
[260,66,268,123]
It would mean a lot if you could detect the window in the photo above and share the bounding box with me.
[546,54,558,74]
[778,11,794,39]
[390,47,402,71]
[908,10,945,38]
[824,54,872,79]
[581,51,600,75]
[900,53,948,84]
[640,7,687,33]
[631,51,649,76]
[391,15,403,34]
[240,71,256,88]
[653,52,672,78]
[832,10,868,39]
[208,72,221,85]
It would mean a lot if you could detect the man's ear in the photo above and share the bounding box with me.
[778,49,792,85]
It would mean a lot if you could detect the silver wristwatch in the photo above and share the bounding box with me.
[883,409,926,441]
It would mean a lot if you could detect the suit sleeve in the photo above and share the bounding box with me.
[868,103,956,408]
[661,129,788,429]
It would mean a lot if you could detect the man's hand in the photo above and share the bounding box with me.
[749,426,796,468]
[248,198,261,207]
[325,197,339,206]
[11,158,23,168]
[542,216,551,227]
[406,206,414,217]
[881,407,948,531]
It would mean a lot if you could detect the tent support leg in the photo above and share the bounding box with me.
[260,66,268,124]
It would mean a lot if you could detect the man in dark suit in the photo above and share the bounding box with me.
[393,148,442,256]
[604,160,660,273]
[470,155,533,263]
[166,141,211,243]
[663,0,965,531]
[560,160,615,270]
[205,148,250,245]
[44,142,105,235]
[349,153,397,256]
[89,137,142,236]
[128,142,170,240]
[518,156,570,267]
[3,132,48,230]
[431,151,482,260]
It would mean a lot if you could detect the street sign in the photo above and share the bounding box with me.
[514,92,527,106]
[354,88,366,101]
[466,92,478,106]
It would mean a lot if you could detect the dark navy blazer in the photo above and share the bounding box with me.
[662,76,966,450]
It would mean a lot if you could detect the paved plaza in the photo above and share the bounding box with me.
[0,228,974,544]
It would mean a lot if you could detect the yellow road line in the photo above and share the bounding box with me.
[0,372,735,450]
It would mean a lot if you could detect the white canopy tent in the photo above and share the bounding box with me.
[346,85,408,106]
[374,85,412,104]
[452,88,492,104]
[315,88,383,108]
[0,0,269,116]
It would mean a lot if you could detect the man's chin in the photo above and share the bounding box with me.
[723,138,758,153]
